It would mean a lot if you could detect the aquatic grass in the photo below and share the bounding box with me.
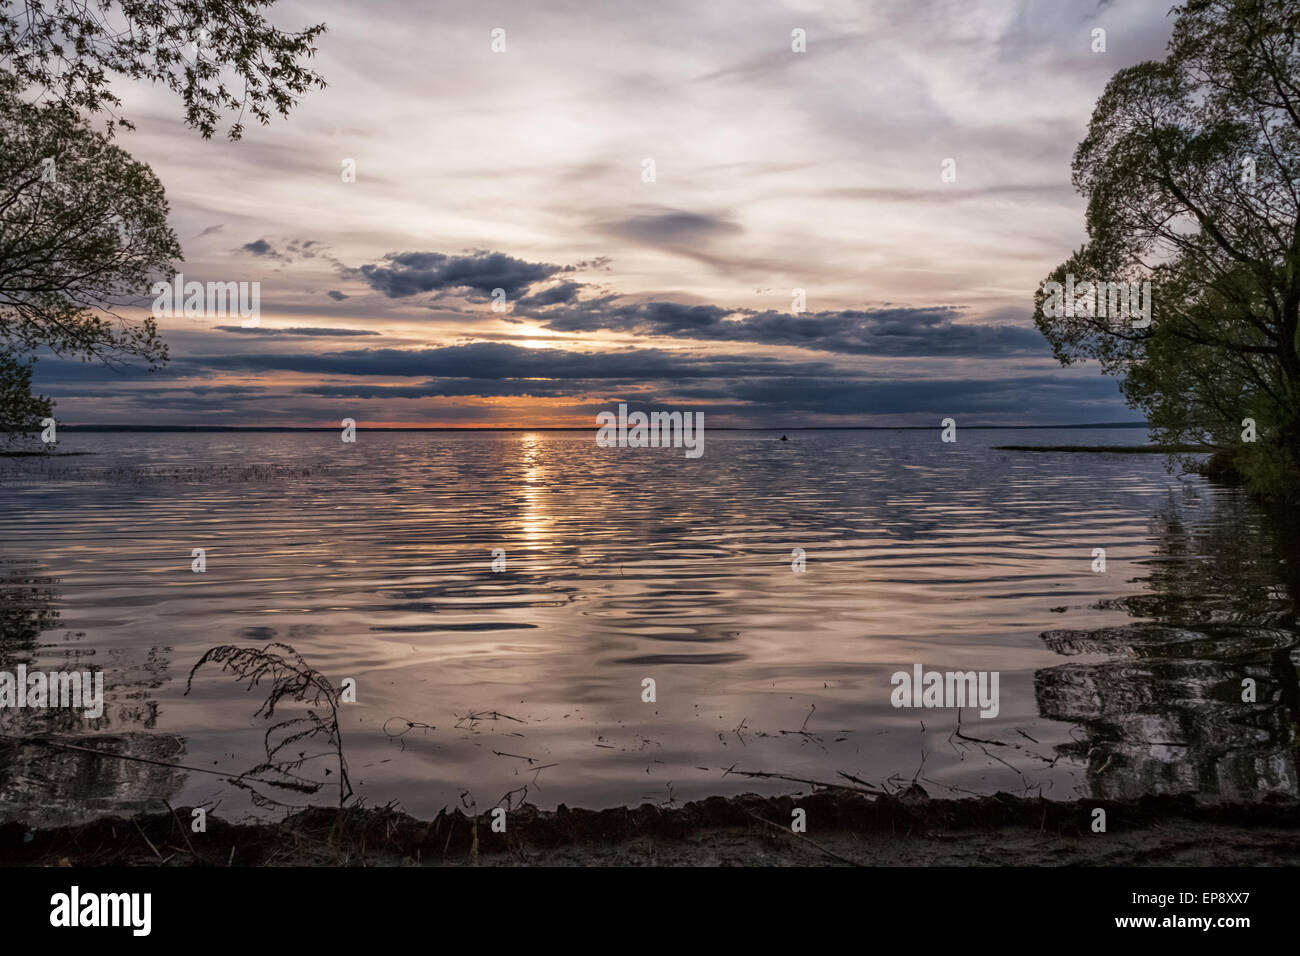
[185,642,352,809]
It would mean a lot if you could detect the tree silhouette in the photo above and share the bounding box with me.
[1035,0,1300,497]
[0,0,327,441]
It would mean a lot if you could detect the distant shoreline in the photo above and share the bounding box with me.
[994,444,1205,453]
[7,423,1151,433]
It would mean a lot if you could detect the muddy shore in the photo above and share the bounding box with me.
[3,788,1299,866]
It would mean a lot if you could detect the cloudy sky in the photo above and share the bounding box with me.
[36,0,1180,426]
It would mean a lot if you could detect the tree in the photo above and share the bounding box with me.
[1034,0,1300,497]
[0,71,179,387]
[0,0,327,140]
[0,350,50,443]
[0,0,326,443]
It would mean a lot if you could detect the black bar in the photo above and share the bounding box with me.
[12,865,1287,941]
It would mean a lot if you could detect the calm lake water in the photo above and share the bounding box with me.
[1,428,1298,825]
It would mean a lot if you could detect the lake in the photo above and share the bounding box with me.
[1,428,1297,825]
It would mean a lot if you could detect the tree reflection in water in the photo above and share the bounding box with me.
[1036,484,1300,800]
[0,561,183,825]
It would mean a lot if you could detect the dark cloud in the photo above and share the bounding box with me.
[514,281,583,308]
[297,378,588,399]
[212,326,379,337]
[267,242,1043,359]
[596,207,742,247]
[190,342,833,381]
[285,368,1125,422]
[326,290,349,301]
[285,239,322,259]
[707,374,1123,417]
[241,238,278,257]
[238,237,322,264]
[33,338,1127,426]
[31,357,197,383]
[587,209,794,275]
[345,251,562,299]
[531,298,1044,357]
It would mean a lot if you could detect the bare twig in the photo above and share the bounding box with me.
[722,766,876,795]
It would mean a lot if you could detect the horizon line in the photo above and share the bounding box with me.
[43,422,1151,432]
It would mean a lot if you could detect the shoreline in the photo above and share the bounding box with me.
[4,789,1299,866]
[992,444,1205,453]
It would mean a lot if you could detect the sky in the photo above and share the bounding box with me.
[34,0,1181,427]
